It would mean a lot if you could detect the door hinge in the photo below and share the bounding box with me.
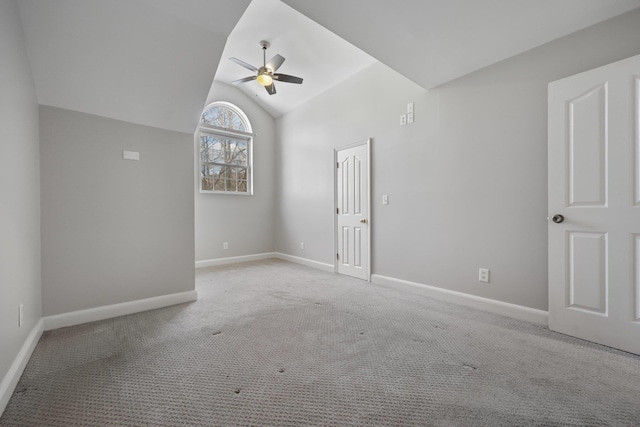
[337,253,339,260]
[337,208,339,214]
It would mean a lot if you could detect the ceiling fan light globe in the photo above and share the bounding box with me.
[257,73,273,86]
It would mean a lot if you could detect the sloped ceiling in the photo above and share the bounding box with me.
[16,0,640,131]
[17,0,251,133]
[282,0,640,89]
[213,0,377,118]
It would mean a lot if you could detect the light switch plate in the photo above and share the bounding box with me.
[407,112,414,124]
[123,150,140,161]
[407,102,414,113]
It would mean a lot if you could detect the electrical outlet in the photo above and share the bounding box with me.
[407,112,414,124]
[400,114,407,126]
[478,268,490,283]
[300,242,305,250]
[18,304,23,327]
[223,242,229,250]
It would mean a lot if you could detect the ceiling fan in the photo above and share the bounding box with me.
[230,40,303,95]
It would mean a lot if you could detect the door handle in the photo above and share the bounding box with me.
[552,214,564,224]
[360,218,367,224]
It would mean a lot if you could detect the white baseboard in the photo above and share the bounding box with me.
[195,252,335,273]
[371,274,548,325]
[193,254,544,325]
[273,253,335,273]
[0,319,44,416]
[195,252,277,269]
[43,290,198,331]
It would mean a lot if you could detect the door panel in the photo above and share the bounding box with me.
[568,84,607,207]
[336,141,370,280]
[549,54,640,355]
[568,232,607,314]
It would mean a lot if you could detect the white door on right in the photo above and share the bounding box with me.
[548,54,640,355]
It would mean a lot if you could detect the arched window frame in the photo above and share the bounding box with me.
[198,102,253,195]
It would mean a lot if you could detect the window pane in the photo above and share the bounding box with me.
[200,134,225,162]
[217,138,247,166]
[201,164,218,191]
[214,165,225,191]
[238,180,247,193]
[211,150,224,162]
[199,134,212,162]
[230,141,247,165]
[200,105,247,132]
[201,177,213,191]
[225,166,238,191]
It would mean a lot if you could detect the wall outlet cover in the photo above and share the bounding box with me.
[400,114,407,126]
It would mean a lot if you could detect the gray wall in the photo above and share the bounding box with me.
[276,9,640,311]
[0,0,41,387]
[40,106,195,316]
[195,82,277,262]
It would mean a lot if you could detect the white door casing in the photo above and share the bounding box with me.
[335,140,370,281]
[548,54,640,355]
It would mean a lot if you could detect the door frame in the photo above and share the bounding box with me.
[334,138,372,281]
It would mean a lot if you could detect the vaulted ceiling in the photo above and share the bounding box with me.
[17,0,251,133]
[16,0,640,131]
[282,0,640,89]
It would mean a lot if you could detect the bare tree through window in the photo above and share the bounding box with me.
[198,103,251,194]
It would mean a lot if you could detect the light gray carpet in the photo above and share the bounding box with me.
[1,259,639,426]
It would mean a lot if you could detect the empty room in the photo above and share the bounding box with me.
[2,0,640,425]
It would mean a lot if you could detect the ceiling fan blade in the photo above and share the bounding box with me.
[265,83,276,95]
[266,54,285,72]
[273,74,303,84]
[232,76,257,85]
[229,57,258,72]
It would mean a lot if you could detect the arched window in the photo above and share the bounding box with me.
[198,102,253,194]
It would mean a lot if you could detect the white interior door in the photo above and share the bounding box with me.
[548,54,640,355]
[336,140,370,281]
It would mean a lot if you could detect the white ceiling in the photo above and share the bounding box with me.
[213,0,377,118]
[17,0,251,133]
[15,0,640,130]
[282,0,640,90]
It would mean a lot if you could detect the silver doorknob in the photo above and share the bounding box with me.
[360,218,367,224]
[552,214,564,224]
